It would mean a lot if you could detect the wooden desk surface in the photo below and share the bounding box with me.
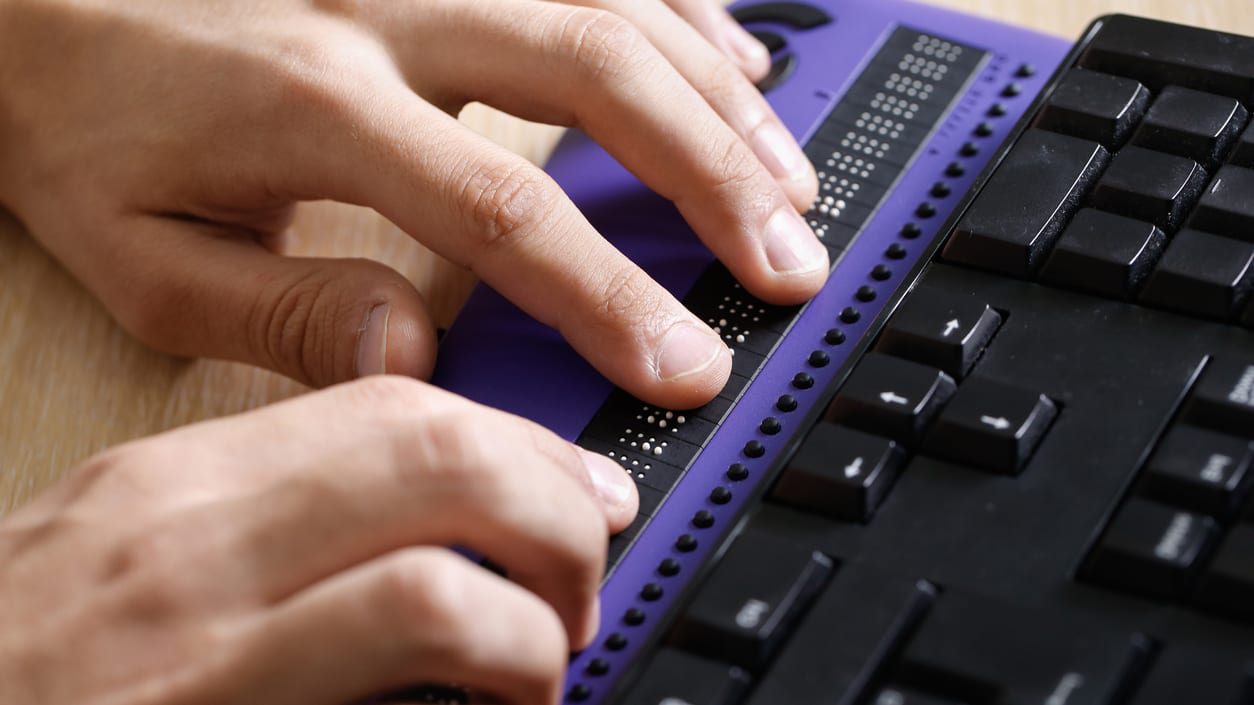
[2,0,1250,513]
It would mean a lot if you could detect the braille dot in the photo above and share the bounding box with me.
[744,440,765,458]
[974,122,994,137]
[840,307,861,324]
[605,633,628,651]
[930,182,951,198]
[825,328,847,345]
[901,222,922,238]
[792,372,814,389]
[623,608,646,626]
[959,142,979,157]
[916,202,937,218]
[988,102,1008,117]
[641,583,664,601]
[760,416,782,434]
[710,487,733,505]
[871,265,892,281]
[808,350,830,367]
[692,510,715,529]
[945,162,966,177]
[586,659,610,677]
[1016,63,1036,78]
[726,463,749,481]
[568,684,592,702]
[856,286,877,303]
[1002,83,1021,98]
[675,534,698,552]
[776,395,798,412]
[886,243,907,260]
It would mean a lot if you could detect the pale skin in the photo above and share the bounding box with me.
[0,0,827,701]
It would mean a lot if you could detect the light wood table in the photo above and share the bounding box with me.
[2,0,1250,513]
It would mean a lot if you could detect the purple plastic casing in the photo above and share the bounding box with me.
[432,1,1069,701]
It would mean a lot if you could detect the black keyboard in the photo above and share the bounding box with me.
[612,14,1254,705]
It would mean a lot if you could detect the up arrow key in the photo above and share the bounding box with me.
[942,319,961,337]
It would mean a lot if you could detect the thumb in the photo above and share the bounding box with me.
[99,217,437,388]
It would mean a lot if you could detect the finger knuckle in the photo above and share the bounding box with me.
[248,266,337,386]
[378,550,475,651]
[560,8,652,85]
[593,264,666,334]
[457,160,556,255]
[341,374,432,414]
[706,138,765,197]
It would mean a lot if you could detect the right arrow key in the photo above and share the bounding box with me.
[923,378,1059,475]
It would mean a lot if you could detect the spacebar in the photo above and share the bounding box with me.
[744,565,936,705]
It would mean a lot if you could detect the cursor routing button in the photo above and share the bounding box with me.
[923,378,1058,475]
[825,353,958,447]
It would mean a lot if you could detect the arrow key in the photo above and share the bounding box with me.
[773,422,907,522]
[876,292,1003,380]
[826,353,957,446]
[923,378,1058,475]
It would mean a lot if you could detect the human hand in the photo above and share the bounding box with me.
[0,376,638,704]
[0,0,825,410]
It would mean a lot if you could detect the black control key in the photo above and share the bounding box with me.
[1091,146,1208,230]
[1034,68,1150,148]
[1132,86,1249,167]
[732,2,833,29]
[1195,524,1254,624]
[875,294,1003,380]
[773,423,906,522]
[1190,165,1254,244]
[1040,209,1167,300]
[944,129,1109,277]
[896,591,1152,705]
[1183,357,1254,438]
[923,379,1058,475]
[620,648,750,705]
[1139,425,1253,518]
[671,529,832,671]
[826,353,957,446]
[1139,230,1254,320]
[1084,498,1219,599]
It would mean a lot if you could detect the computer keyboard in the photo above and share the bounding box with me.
[429,2,1254,704]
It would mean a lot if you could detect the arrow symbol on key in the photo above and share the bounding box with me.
[880,391,909,405]
[942,319,960,337]
[980,415,1011,430]
[844,457,864,478]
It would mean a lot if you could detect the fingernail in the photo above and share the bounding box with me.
[578,448,633,508]
[656,321,727,382]
[722,14,771,75]
[750,121,810,183]
[764,209,828,275]
[354,304,390,377]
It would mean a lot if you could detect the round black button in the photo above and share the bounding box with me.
[659,558,681,576]
[988,102,1008,117]
[675,534,698,552]
[840,307,861,324]
[792,372,814,389]
[776,394,798,412]
[605,633,628,651]
[586,658,610,677]
[808,350,830,367]
[710,486,733,505]
[760,416,782,434]
[1016,63,1036,78]
[871,265,892,281]
[855,286,877,303]
[1002,83,1022,98]
[692,510,715,529]
[623,608,646,626]
[569,684,592,702]
[945,162,966,177]
[886,243,907,260]
[825,328,847,345]
[916,202,937,218]
[901,223,922,238]
[641,582,664,601]
[743,440,765,458]
[930,182,951,198]
[726,463,750,481]
[959,142,979,157]
[974,122,994,137]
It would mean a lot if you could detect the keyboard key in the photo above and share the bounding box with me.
[1139,230,1254,320]
[621,648,749,705]
[922,379,1058,475]
[944,129,1109,277]
[1132,86,1249,166]
[875,293,1003,379]
[1039,209,1167,300]
[1080,15,1254,100]
[1123,647,1254,705]
[1190,165,1254,244]
[1034,68,1150,148]
[744,567,936,705]
[671,529,832,671]
[1195,524,1254,624]
[870,688,965,705]
[896,591,1153,705]
[1091,146,1208,230]
[1233,123,1254,169]
[826,352,957,446]
[772,423,906,522]
[1084,499,1219,599]
[1182,357,1254,438]
[1139,425,1253,518]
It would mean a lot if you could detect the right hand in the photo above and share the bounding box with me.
[0,377,639,704]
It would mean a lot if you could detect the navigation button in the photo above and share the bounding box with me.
[826,353,957,446]
[876,292,1003,379]
[773,423,906,522]
[732,2,834,29]
[922,379,1058,475]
